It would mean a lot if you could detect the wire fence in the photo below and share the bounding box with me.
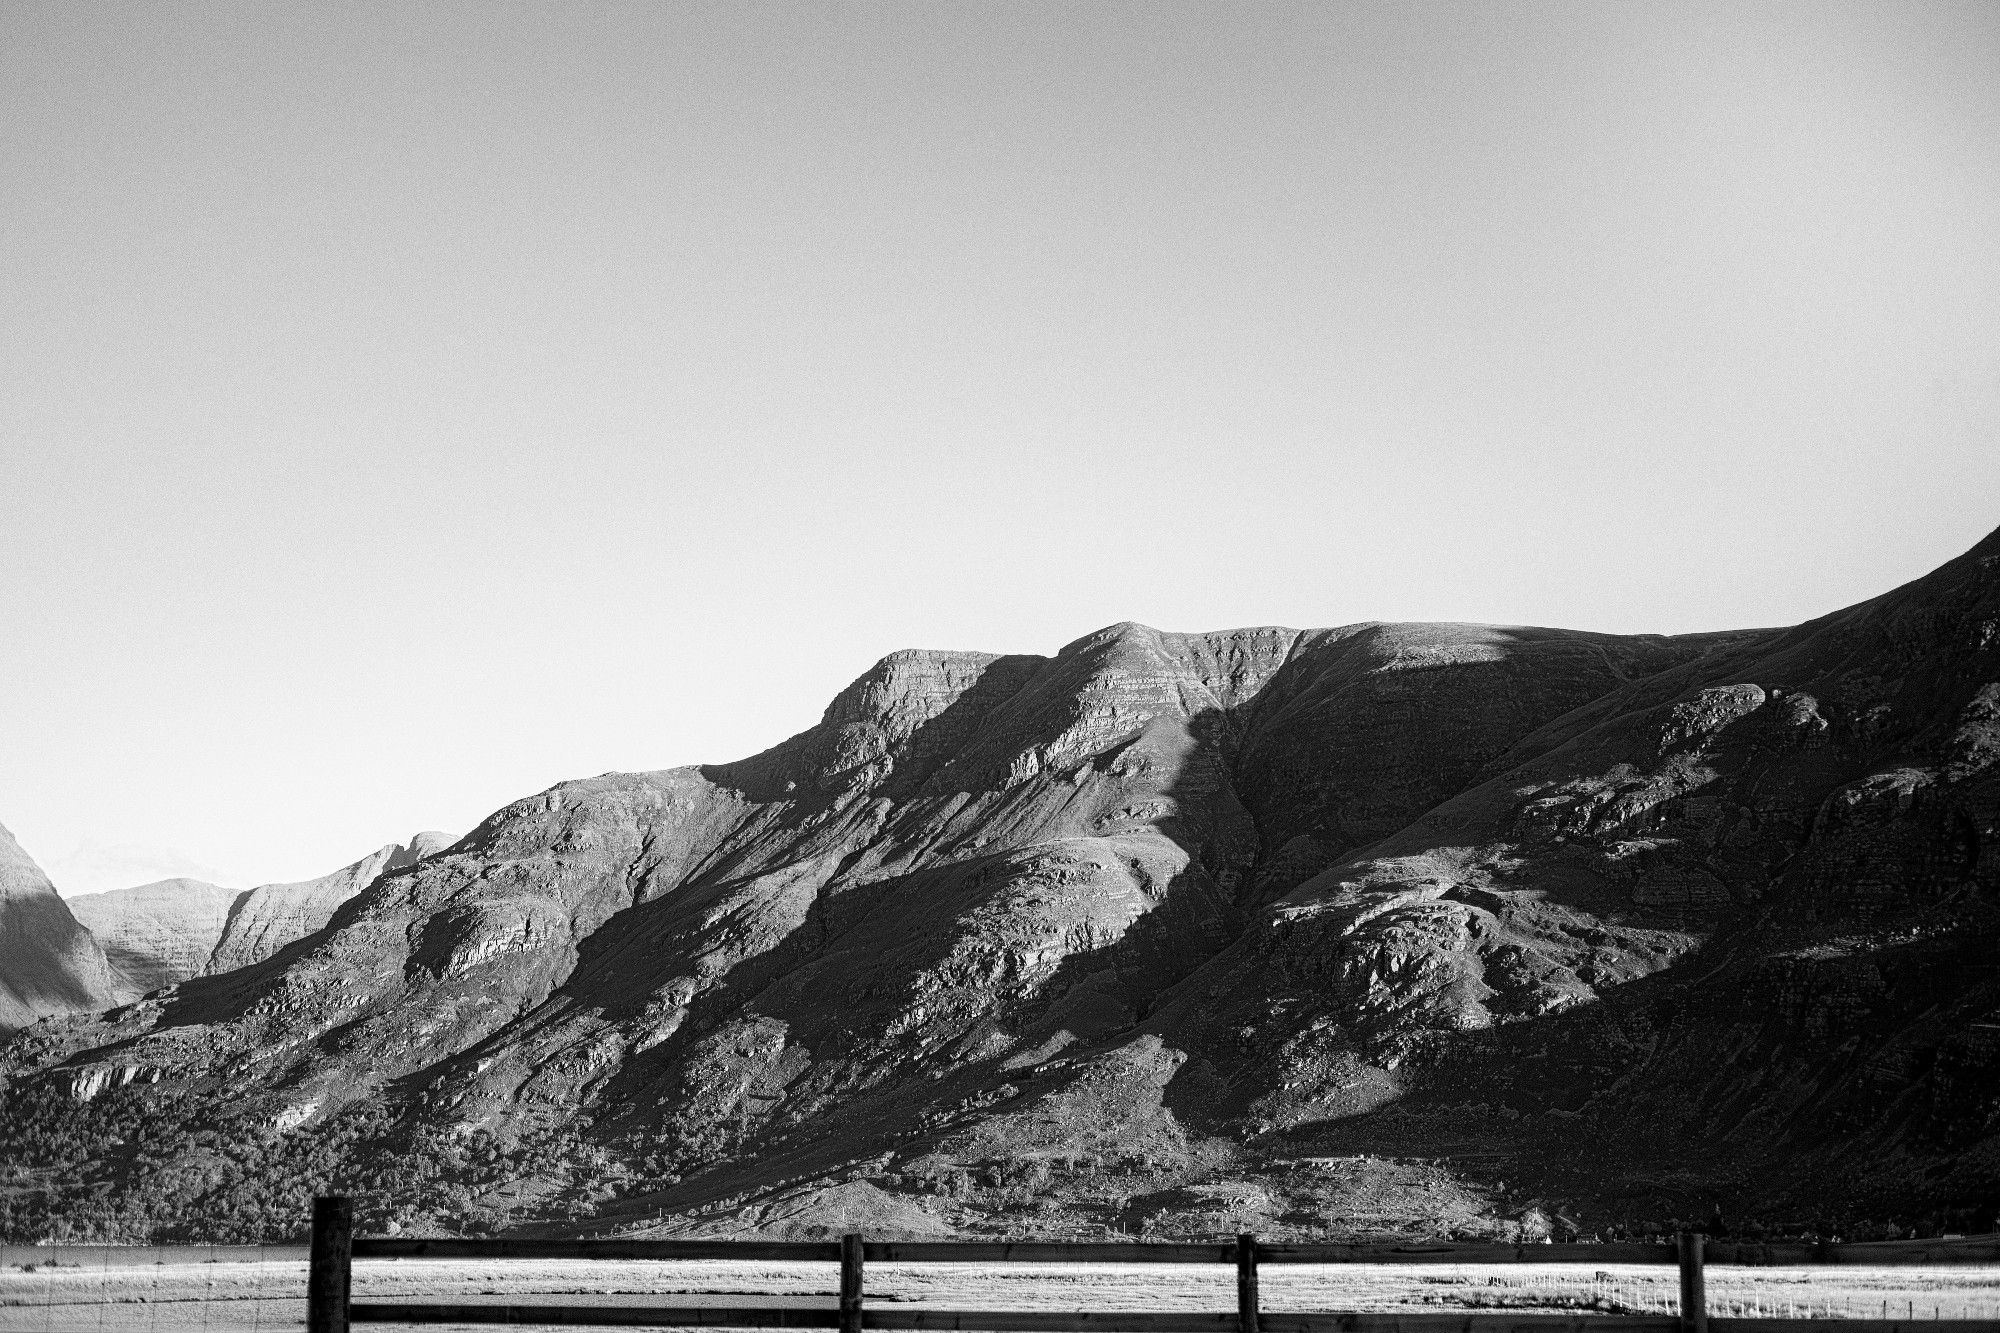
[0,1244,306,1333]
[7,1239,2000,1332]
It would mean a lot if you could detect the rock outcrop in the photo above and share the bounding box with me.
[3,530,1997,1244]
[0,824,123,1034]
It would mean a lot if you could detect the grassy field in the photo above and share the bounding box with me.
[4,1250,1999,1331]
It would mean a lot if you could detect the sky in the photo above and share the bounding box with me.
[3,1,1997,895]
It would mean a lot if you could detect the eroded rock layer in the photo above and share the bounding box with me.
[67,880,242,996]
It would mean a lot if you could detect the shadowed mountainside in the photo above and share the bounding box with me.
[0,825,125,1034]
[2,528,1996,1243]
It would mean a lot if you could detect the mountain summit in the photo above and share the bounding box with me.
[3,529,1997,1243]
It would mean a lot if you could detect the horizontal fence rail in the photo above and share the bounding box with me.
[307,1197,2000,1333]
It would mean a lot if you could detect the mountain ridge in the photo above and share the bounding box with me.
[2,527,1996,1243]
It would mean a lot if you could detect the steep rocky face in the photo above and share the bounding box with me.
[3,531,1997,1245]
[67,880,242,996]
[59,835,457,998]
[0,824,124,1034]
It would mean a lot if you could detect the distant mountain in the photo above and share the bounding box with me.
[65,834,456,995]
[0,824,125,1034]
[2,529,1995,1245]
[66,879,241,995]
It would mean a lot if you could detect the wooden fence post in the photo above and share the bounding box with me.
[840,1232,864,1333]
[1677,1231,1706,1333]
[1236,1233,1260,1333]
[308,1196,353,1333]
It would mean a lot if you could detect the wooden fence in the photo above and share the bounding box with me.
[305,1197,2000,1333]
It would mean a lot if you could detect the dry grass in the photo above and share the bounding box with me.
[4,1250,1998,1331]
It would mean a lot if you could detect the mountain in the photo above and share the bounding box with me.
[67,879,242,996]
[0,824,125,1035]
[2,529,1996,1245]
[65,835,457,996]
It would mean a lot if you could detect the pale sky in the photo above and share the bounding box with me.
[3,1,1997,894]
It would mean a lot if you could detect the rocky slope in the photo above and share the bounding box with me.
[202,832,455,977]
[63,835,456,997]
[2,529,1996,1244]
[0,824,124,1034]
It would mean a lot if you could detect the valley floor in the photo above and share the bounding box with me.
[4,1251,1999,1330]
